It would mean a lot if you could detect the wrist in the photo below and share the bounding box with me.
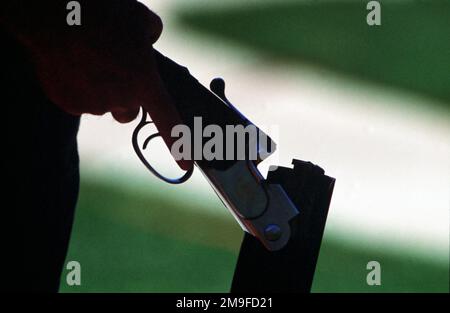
[1,1,65,43]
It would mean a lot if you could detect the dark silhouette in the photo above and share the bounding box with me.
[0,0,187,291]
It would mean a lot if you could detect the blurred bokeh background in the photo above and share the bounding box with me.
[60,0,449,292]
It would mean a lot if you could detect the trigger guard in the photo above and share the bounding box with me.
[132,111,194,184]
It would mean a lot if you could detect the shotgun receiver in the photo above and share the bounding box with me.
[133,51,333,257]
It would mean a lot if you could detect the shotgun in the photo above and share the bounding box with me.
[132,50,336,292]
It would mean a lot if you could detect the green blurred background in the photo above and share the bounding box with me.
[60,0,449,292]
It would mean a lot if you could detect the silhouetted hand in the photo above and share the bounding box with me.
[1,0,192,170]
